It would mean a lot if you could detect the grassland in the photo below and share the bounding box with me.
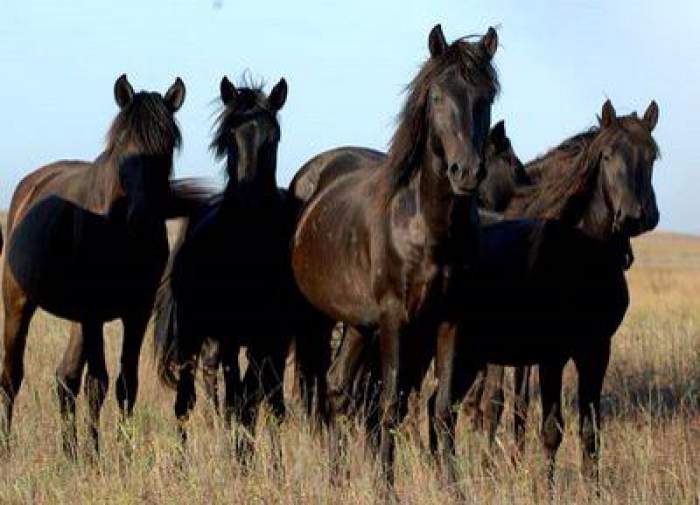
[0,217,697,504]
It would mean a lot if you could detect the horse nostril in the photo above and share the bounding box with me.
[449,164,460,176]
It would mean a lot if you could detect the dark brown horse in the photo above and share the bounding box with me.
[1,75,190,457]
[431,100,660,487]
[153,76,291,457]
[291,24,499,487]
[292,120,526,419]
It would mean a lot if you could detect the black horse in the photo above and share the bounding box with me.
[436,109,660,478]
[153,76,291,457]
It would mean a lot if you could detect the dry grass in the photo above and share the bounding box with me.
[0,216,698,504]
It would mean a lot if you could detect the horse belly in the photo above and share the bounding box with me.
[292,189,377,325]
[460,307,580,366]
[174,236,289,342]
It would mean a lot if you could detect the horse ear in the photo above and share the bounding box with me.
[489,120,507,151]
[428,24,448,58]
[599,99,617,128]
[643,100,659,132]
[114,74,134,109]
[480,27,498,60]
[220,76,238,106]
[268,78,288,112]
[164,77,186,112]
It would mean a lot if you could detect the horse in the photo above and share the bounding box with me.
[0,75,192,457]
[153,75,291,458]
[289,120,524,420]
[421,100,660,488]
[454,101,660,471]
[290,24,499,487]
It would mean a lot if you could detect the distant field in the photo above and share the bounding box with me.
[0,214,697,504]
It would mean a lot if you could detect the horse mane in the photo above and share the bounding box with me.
[507,114,659,225]
[383,36,499,199]
[105,92,182,158]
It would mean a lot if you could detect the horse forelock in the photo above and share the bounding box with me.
[106,92,181,160]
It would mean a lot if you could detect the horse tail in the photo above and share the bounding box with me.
[166,177,218,219]
[153,218,190,390]
[153,275,180,390]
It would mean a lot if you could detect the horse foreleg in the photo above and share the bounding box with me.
[377,307,402,492]
[83,322,108,459]
[574,344,610,488]
[116,311,149,457]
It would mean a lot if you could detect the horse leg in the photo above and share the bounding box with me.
[512,365,531,463]
[237,347,264,465]
[0,280,36,451]
[462,365,487,431]
[574,344,610,487]
[433,322,461,486]
[83,322,108,458]
[55,323,88,459]
[116,311,148,453]
[376,306,403,490]
[479,364,505,452]
[260,337,288,479]
[327,325,368,415]
[295,315,333,427]
[220,340,241,432]
[201,338,221,422]
[539,361,565,489]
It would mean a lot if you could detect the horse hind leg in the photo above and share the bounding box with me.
[220,340,241,431]
[55,323,88,460]
[0,278,36,452]
[480,364,506,452]
[512,365,532,464]
[83,322,108,459]
[200,338,222,426]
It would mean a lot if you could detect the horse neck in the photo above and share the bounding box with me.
[222,148,279,206]
[576,173,615,242]
[415,150,479,266]
[99,144,173,213]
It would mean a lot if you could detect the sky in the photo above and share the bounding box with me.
[1,0,698,233]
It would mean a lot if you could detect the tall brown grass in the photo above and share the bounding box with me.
[0,218,697,504]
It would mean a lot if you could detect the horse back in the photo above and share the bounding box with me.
[7,160,94,233]
[289,146,384,204]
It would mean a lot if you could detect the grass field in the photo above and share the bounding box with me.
[0,218,697,504]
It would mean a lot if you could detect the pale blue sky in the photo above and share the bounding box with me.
[1,1,698,233]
